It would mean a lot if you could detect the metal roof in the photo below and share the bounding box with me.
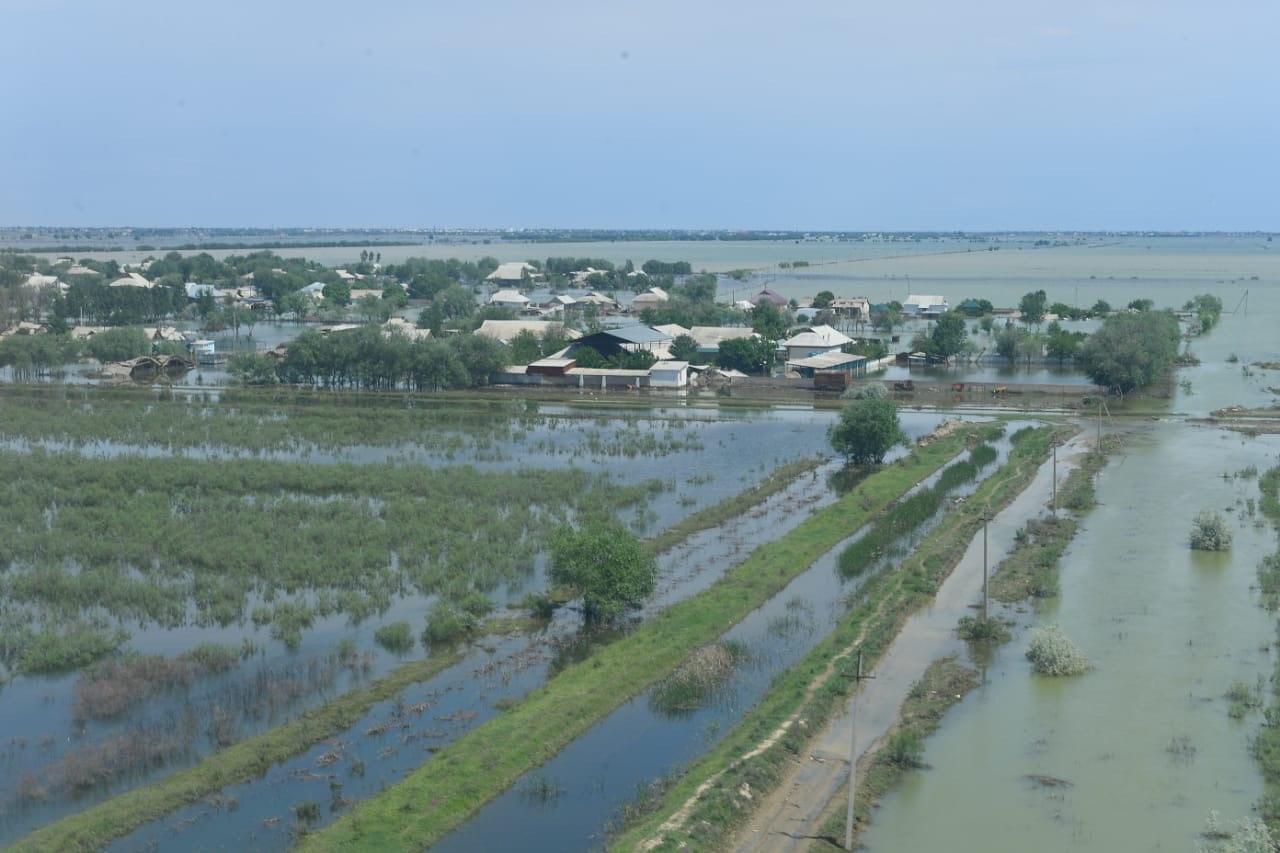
[787,351,867,370]
[587,325,671,345]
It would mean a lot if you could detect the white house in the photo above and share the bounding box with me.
[648,360,691,388]
[830,297,871,320]
[22,273,67,294]
[485,261,540,284]
[382,317,432,341]
[688,326,757,356]
[782,325,853,361]
[474,320,580,345]
[902,295,948,317]
[489,289,531,308]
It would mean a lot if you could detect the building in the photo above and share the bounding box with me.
[526,356,576,377]
[786,350,868,381]
[830,297,871,320]
[108,272,153,289]
[488,289,531,308]
[142,326,187,343]
[687,326,757,357]
[576,291,618,308]
[474,319,580,345]
[648,360,690,388]
[629,286,669,310]
[22,273,66,294]
[570,325,672,360]
[382,317,432,341]
[902,294,949,317]
[781,325,853,360]
[749,288,789,307]
[485,262,540,284]
[185,283,217,300]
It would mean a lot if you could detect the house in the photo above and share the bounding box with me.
[687,326,757,357]
[570,325,672,360]
[648,360,690,388]
[782,325,853,360]
[786,350,868,381]
[319,323,362,335]
[830,297,871,320]
[629,286,669,310]
[488,289,531,308]
[334,269,362,283]
[651,323,691,339]
[749,288,789,307]
[474,319,580,345]
[382,317,432,341]
[70,325,107,339]
[185,282,218,300]
[142,326,187,343]
[64,264,99,277]
[576,291,618,308]
[902,295,949,317]
[526,356,576,377]
[0,321,50,337]
[570,267,610,285]
[301,282,328,299]
[108,272,154,289]
[485,262,540,284]
[348,288,385,302]
[22,273,67,294]
[543,294,577,309]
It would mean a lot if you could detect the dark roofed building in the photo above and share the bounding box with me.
[571,325,672,359]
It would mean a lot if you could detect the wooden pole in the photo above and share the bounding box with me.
[844,650,874,850]
[1052,441,1057,517]
[982,511,989,621]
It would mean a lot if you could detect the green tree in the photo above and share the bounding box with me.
[812,290,835,309]
[1046,321,1086,363]
[749,300,791,341]
[929,311,967,358]
[278,290,312,321]
[1019,289,1048,326]
[669,334,700,362]
[548,521,657,623]
[716,336,774,374]
[828,398,905,465]
[85,327,150,362]
[508,329,543,365]
[1090,299,1112,316]
[322,281,351,306]
[1127,298,1154,312]
[1079,310,1181,392]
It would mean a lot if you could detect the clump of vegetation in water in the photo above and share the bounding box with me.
[957,615,1010,643]
[421,602,480,647]
[1199,810,1275,852]
[520,773,564,805]
[969,443,998,468]
[649,642,748,718]
[1025,624,1091,676]
[73,644,242,720]
[373,622,414,654]
[1190,511,1233,551]
[1226,679,1264,719]
[15,622,128,675]
[829,398,904,465]
[549,520,657,624]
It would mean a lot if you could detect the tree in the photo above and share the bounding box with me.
[828,398,905,465]
[278,290,312,321]
[228,352,279,385]
[872,307,901,334]
[1019,290,1048,326]
[433,284,475,321]
[929,311,967,359]
[669,334,700,362]
[85,327,150,362]
[1079,310,1180,392]
[1127,298,1154,312]
[322,280,350,306]
[812,290,835,309]
[357,294,392,323]
[548,521,657,623]
[508,329,542,365]
[716,336,774,375]
[957,298,994,318]
[749,300,790,341]
[978,314,996,334]
[1091,299,1112,316]
[1045,321,1087,363]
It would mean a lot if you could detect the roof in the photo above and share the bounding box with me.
[830,296,870,309]
[783,325,853,348]
[319,323,362,334]
[108,272,153,288]
[567,367,651,378]
[787,351,867,370]
[383,317,432,341]
[474,320,580,344]
[905,294,947,307]
[688,326,756,348]
[652,323,691,338]
[64,264,98,276]
[301,282,327,294]
[185,282,217,299]
[528,357,576,369]
[586,324,671,345]
[23,273,61,289]
[486,261,539,282]
[750,288,789,306]
[650,360,689,372]
[546,294,577,305]
[489,289,530,304]
[630,286,669,304]
[577,291,617,305]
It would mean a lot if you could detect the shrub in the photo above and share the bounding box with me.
[373,621,414,654]
[1025,624,1091,676]
[841,382,888,401]
[1190,511,1233,551]
[649,643,744,717]
[883,730,924,768]
[19,623,128,674]
[421,602,478,647]
[957,615,1010,642]
[549,521,657,623]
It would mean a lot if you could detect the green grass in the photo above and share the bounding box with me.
[7,649,466,853]
[1252,466,1280,831]
[296,427,983,852]
[608,425,1067,852]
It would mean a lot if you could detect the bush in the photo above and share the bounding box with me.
[421,602,478,646]
[1025,624,1091,676]
[549,521,658,623]
[85,327,151,363]
[828,398,904,465]
[1190,511,1232,551]
[649,643,744,717]
[957,615,1010,642]
[841,382,887,400]
[228,352,279,385]
[883,730,924,768]
[373,621,414,654]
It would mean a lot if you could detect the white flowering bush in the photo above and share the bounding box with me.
[1199,810,1274,853]
[1190,511,1233,551]
[1025,624,1091,677]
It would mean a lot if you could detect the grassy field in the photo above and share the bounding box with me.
[294,427,983,851]
[6,649,465,853]
[609,425,1066,851]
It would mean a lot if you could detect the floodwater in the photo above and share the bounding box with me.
[428,425,1028,853]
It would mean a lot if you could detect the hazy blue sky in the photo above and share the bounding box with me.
[4,0,1277,230]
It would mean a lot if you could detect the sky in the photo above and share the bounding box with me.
[4,0,1278,231]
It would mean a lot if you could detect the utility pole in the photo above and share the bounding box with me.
[1052,441,1057,517]
[844,650,875,851]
